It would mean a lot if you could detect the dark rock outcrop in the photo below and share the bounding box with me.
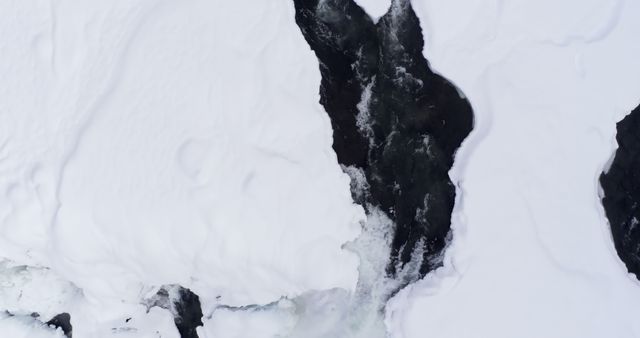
[293,0,474,276]
[172,287,203,338]
[1,312,72,337]
[144,286,203,338]
[601,105,640,277]
[47,313,72,337]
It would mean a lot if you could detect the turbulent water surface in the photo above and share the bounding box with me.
[293,0,474,277]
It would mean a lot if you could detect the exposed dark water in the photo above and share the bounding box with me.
[144,286,203,338]
[601,105,640,278]
[293,0,474,276]
[172,288,203,338]
[47,312,72,337]
[2,311,73,337]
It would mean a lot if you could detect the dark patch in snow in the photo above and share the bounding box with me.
[2,311,72,337]
[293,0,473,277]
[601,105,640,278]
[47,313,72,337]
[173,288,204,338]
[144,285,203,338]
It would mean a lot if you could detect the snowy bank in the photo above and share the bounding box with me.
[387,0,640,337]
[0,0,362,335]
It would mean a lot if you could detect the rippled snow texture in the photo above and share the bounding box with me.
[4,0,640,337]
[0,0,362,336]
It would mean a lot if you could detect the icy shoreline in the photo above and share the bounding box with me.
[386,0,640,337]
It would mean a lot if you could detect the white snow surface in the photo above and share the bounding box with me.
[0,312,66,338]
[353,0,391,20]
[0,0,363,336]
[4,0,640,337]
[387,0,640,338]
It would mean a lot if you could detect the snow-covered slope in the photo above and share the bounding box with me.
[0,0,362,335]
[4,0,640,337]
[387,0,640,337]
[0,313,65,338]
